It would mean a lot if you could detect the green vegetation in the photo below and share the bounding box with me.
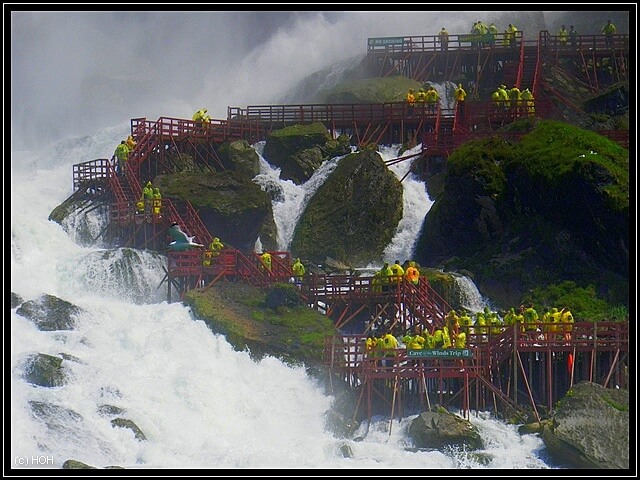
[602,395,629,412]
[511,120,629,211]
[268,122,331,139]
[447,136,511,196]
[521,281,628,322]
[324,76,421,104]
[423,119,629,312]
[184,282,337,365]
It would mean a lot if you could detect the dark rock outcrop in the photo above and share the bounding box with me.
[11,292,23,309]
[262,122,351,184]
[62,460,97,469]
[218,139,261,178]
[290,149,403,265]
[48,180,110,247]
[16,294,84,331]
[538,382,629,469]
[408,407,484,450]
[29,401,82,430]
[416,120,629,308]
[155,170,273,252]
[263,123,332,184]
[22,354,68,387]
[111,418,147,441]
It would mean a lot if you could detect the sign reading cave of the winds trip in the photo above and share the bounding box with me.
[407,349,473,359]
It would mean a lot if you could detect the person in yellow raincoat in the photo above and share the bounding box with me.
[203,237,224,266]
[152,188,162,218]
[192,108,210,123]
[126,135,137,151]
[260,251,272,274]
[114,141,129,176]
[291,257,305,286]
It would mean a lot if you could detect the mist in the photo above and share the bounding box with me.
[11,10,556,152]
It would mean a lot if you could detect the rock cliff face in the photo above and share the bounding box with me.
[262,122,351,184]
[414,120,629,308]
[290,148,404,265]
[538,382,629,469]
[155,169,273,252]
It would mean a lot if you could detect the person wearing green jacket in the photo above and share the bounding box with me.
[601,19,616,48]
[114,141,129,176]
[379,262,393,292]
[291,258,305,286]
[558,25,568,47]
[260,251,272,274]
[142,181,154,216]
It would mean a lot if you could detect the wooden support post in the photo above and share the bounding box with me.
[421,371,431,411]
[603,349,620,388]
[389,375,400,437]
[569,347,576,388]
[512,324,518,403]
[517,351,541,424]
[547,347,553,411]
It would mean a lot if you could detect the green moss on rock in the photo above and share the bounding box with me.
[325,76,422,104]
[290,149,403,265]
[184,282,337,366]
[416,120,629,310]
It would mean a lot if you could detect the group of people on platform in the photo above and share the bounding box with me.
[491,84,535,115]
[364,302,575,362]
[439,18,617,53]
[406,86,441,113]
[435,21,518,51]
[557,24,579,48]
[372,260,421,293]
[448,304,575,343]
[192,108,211,124]
[113,135,137,176]
[364,320,467,366]
[468,21,518,48]
[136,181,162,220]
[405,81,534,120]
[557,20,616,49]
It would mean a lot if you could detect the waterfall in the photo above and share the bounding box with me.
[454,274,489,313]
[252,141,352,250]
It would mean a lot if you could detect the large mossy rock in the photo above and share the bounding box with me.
[408,408,484,451]
[22,354,67,387]
[183,281,337,366]
[416,120,629,308]
[290,149,403,266]
[539,382,629,469]
[154,170,272,252]
[262,123,351,184]
[324,76,422,104]
[16,294,84,331]
[217,139,261,178]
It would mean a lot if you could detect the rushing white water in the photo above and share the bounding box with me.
[380,144,434,265]
[10,128,553,470]
[454,275,491,313]
[252,141,353,251]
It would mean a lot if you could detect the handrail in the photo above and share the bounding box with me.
[366,32,524,53]
[325,321,628,370]
[539,31,629,52]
